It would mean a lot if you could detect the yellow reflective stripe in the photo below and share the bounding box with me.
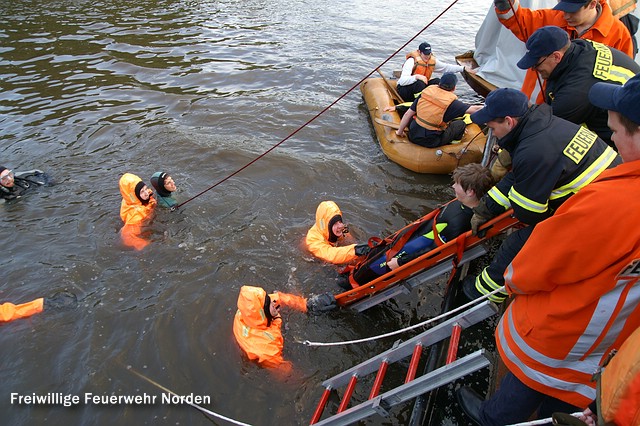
[590,41,636,84]
[488,187,511,209]
[242,325,250,338]
[508,187,548,214]
[551,147,618,199]
[476,271,507,302]
[263,331,276,341]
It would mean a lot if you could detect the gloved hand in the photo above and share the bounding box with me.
[497,149,512,169]
[306,293,337,314]
[494,0,512,11]
[354,244,371,256]
[44,291,78,310]
[470,199,495,237]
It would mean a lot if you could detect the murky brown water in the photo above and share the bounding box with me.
[0,0,488,424]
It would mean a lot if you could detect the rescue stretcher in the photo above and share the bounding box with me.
[334,207,521,310]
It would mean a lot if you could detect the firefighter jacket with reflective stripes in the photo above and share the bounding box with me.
[495,0,634,101]
[305,201,357,264]
[414,85,458,131]
[405,50,436,80]
[498,160,640,408]
[482,104,621,225]
[545,39,640,144]
[0,298,44,323]
[599,323,640,425]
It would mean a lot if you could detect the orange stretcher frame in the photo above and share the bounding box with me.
[334,209,521,307]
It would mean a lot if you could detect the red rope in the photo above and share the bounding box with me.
[174,0,463,210]
[506,0,545,96]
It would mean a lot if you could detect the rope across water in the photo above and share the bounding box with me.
[174,0,463,210]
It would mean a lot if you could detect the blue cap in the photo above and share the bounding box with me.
[418,42,432,55]
[471,88,530,124]
[553,0,589,13]
[517,26,570,70]
[589,73,640,125]
[438,73,457,91]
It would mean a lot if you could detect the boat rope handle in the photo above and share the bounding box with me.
[171,0,464,211]
[299,285,505,347]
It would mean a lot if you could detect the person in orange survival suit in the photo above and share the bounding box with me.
[1,292,77,323]
[233,285,333,374]
[119,173,157,250]
[305,201,371,265]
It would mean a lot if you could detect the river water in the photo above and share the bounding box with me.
[1,0,490,424]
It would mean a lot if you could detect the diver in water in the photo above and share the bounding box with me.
[150,171,178,208]
[0,166,50,203]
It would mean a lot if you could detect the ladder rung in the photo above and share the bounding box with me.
[368,360,388,400]
[337,375,358,413]
[405,343,423,383]
[446,323,462,364]
[310,386,332,425]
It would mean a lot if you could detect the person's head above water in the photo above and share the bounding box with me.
[0,166,15,188]
[150,172,176,197]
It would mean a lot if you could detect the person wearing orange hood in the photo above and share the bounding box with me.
[305,201,370,265]
[233,285,316,373]
[119,173,157,250]
[1,292,77,323]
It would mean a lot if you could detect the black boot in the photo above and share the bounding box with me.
[456,386,484,426]
[461,275,482,301]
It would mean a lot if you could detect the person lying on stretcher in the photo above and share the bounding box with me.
[339,163,496,289]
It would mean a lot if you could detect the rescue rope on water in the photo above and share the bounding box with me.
[300,285,505,347]
[173,0,463,211]
[129,366,253,426]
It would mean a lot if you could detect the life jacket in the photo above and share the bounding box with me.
[305,201,357,264]
[118,173,156,250]
[406,50,437,80]
[415,85,458,130]
[0,298,44,323]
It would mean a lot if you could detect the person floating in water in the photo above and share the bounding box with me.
[305,201,371,265]
[232,285,310,374]
[1,291,77,323]
[0,166,50,203]
[119,173,156,250]
[150,171,178,208]
[344,164,495,288]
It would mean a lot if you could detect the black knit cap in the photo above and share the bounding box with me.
[0,166,6,175]
[150,172,171,197]
[263,294,273,324]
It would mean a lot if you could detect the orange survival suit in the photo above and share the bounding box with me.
[0,298,44,323]
[305,201,358,264]
[232,286,307,372]
[495,0,633,102]
[119,173,157,250]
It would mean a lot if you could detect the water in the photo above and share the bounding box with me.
[0,0,488,424]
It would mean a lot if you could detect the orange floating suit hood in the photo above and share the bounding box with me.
[119,173,156,250]
[305,201,357,264]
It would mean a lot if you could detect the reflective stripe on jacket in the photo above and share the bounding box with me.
[483,104,621,225]
[414,85,458,130]
[497,161,640,407]
[406,50,436,80]
[305,201,357,264]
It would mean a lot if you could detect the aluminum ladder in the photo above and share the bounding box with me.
[309,300,498,425]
